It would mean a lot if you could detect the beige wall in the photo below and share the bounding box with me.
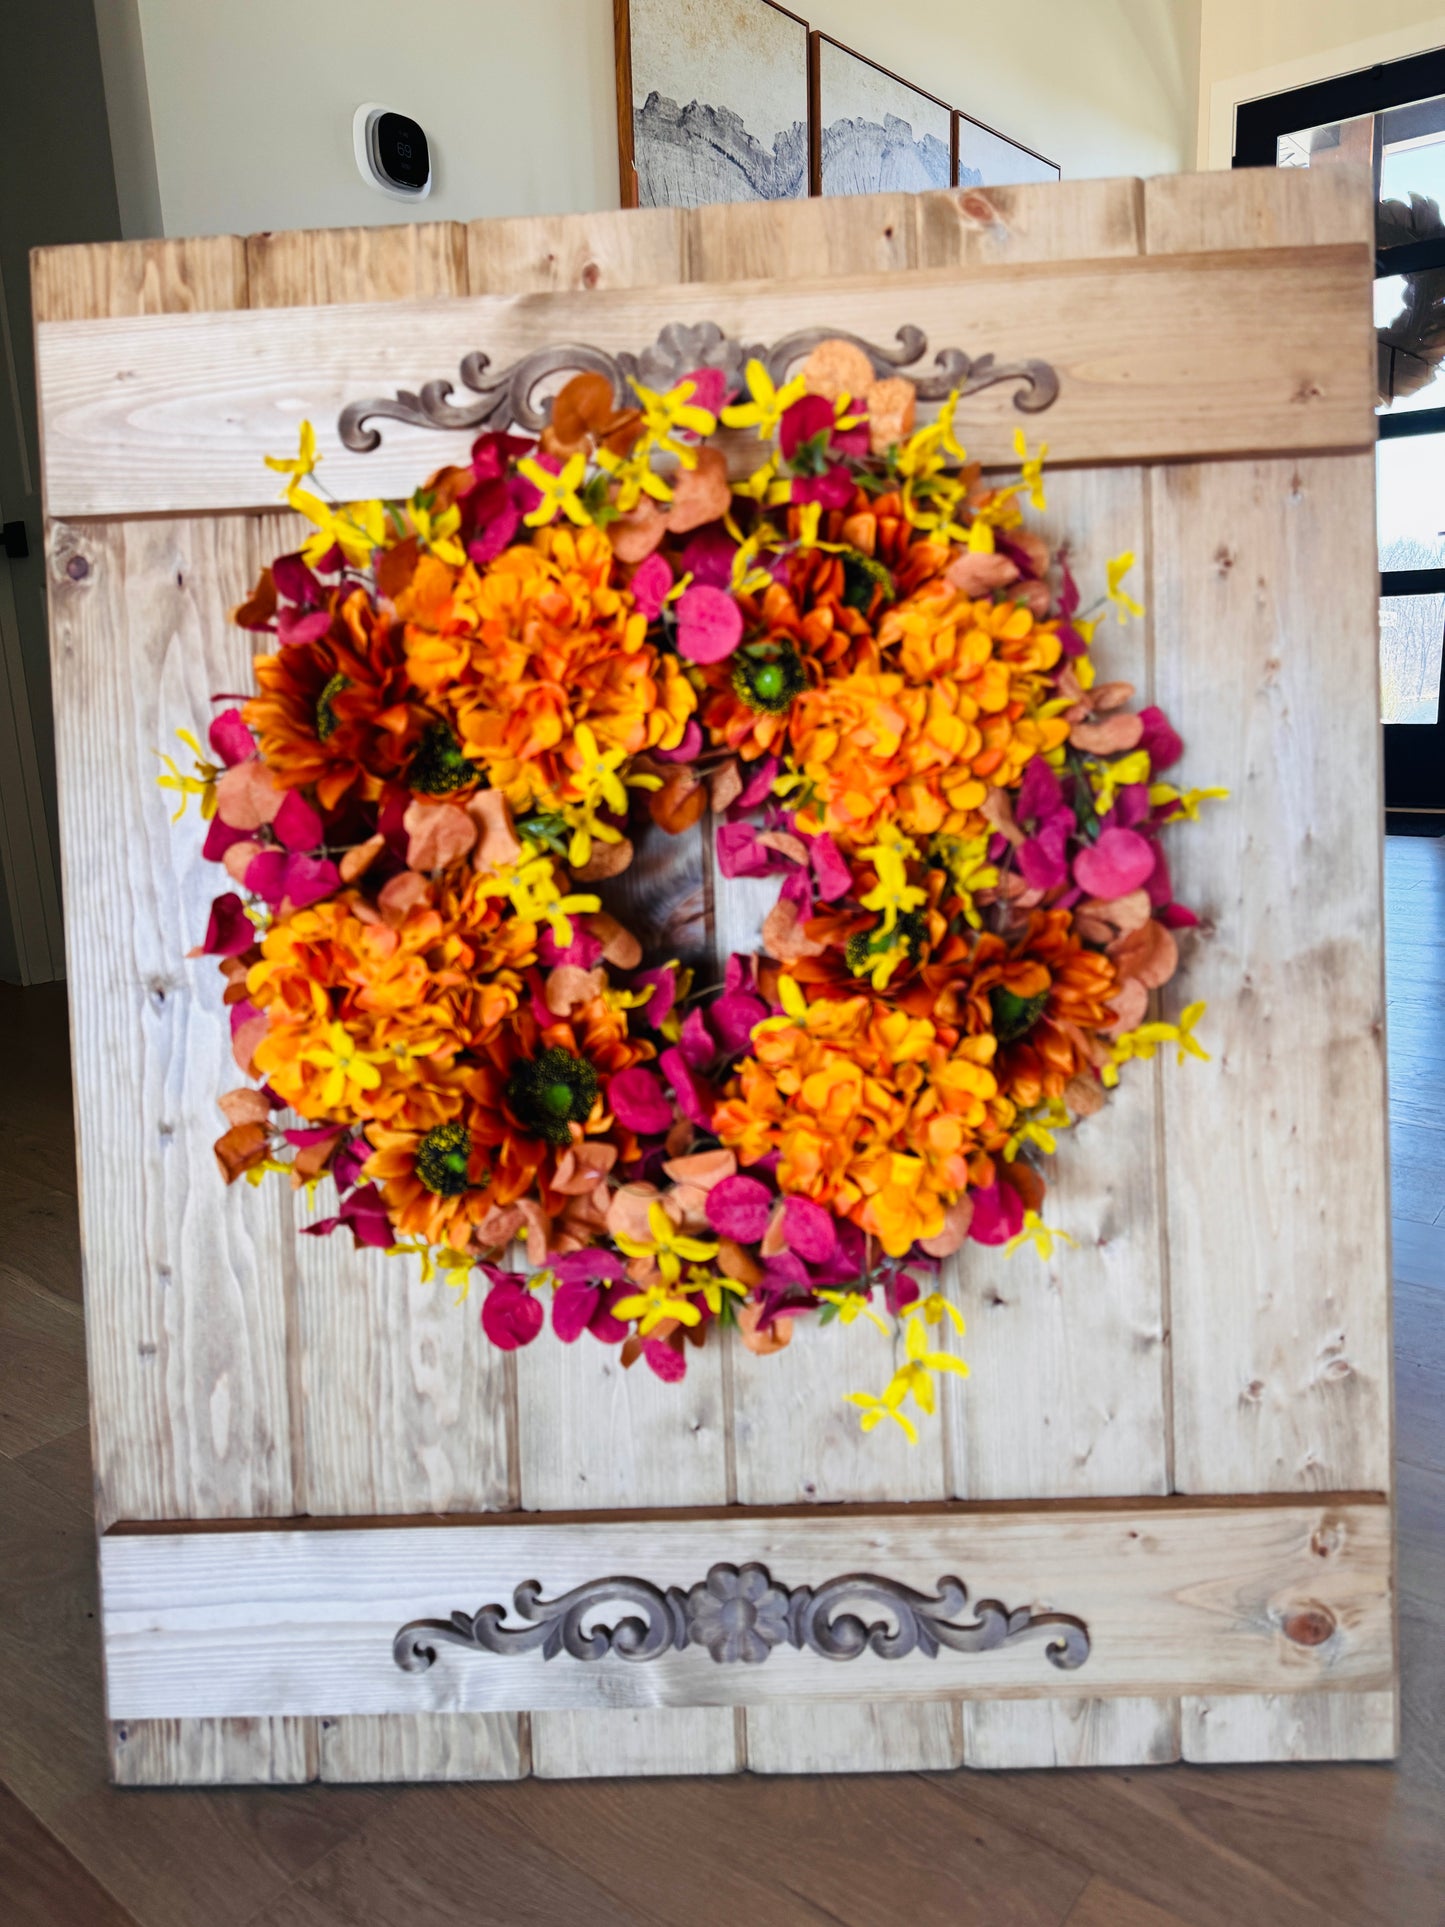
[1199,1,1445,166]
[108,0,1200,240]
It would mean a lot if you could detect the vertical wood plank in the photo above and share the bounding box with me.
[693,191,958,1776]
[33,230,320,1789]
[1144,167,1395,1763]
[239,230,522,1785]
[909,184,1180,1773]
[468,205,739,1780]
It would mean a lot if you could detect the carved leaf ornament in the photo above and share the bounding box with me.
[393,1561,1090,1672]
[338,321,1059,452]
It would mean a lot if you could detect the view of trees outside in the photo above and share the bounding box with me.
[1380,541,1444,724]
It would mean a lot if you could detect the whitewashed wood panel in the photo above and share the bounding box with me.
[109,1716,315,1786]
[317,1711,523,1783]
[36,248,1376,518]
[1180,1690,1397,1762]
[99,1501,1394,1721]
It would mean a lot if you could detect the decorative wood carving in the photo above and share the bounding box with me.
[337,320,1061,451]
[392,1561,1091,1672]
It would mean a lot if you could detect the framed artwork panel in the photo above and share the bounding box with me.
[954,110,1059,188]
[810,31,955,197]
[615,0,810,209]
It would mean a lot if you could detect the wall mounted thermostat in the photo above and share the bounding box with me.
[353,105,432,199]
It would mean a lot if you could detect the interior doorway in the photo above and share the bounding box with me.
[1235,45,1445,823]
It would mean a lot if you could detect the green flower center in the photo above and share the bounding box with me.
[732,644,806,716]
[415,1122,472,1196]
[315,671,348,743]
[506,1048,600,1145]
[840,549,895,616]
[409,722,480,796]
[989,985,1051,1044]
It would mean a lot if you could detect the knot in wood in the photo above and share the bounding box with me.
[1282,1605,1336,1647]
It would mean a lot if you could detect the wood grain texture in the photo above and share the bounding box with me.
[914,178,1145,267]
[1144,165,1394,1769]
[531,1708,740,1779]
[964,1695,1180,1771]
[108,1717,315,1787]
[98,1501,1395,1721]
[316,1712,522,1783]
[246,223,467,308]
[30,235,247,323]
[1180,1690,1398,1763]
[46,516,298,1532]
[36,246,1377,518]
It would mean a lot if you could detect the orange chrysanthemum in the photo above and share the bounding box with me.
[397,524,695,816]
[959,910,1122,1109]
[244,586,425,810]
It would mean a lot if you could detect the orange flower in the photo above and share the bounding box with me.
[712,989,1013,1257]
[397,524,695,816]
[244,587,426,810]
[959,910,1121,1108]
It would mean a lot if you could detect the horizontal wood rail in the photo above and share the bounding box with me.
[100,1499,1394,1722]
[37,243,1375,518]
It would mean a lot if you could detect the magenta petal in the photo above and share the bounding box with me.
[539,923,605,969]
[809,832,851,901]
[968,1182,1025,1247]
[1145,843,1172,908]
[202,813,251,862]
[280,854,341,909]
[272,788,324,852]
[715,822,778,879]
[633,965,678,1029]
[1017,818,1069,893]
[272,553,321,605]
[1073,827,1156,900]
[609,1066,674,1136]
[333,1137,371,1190]
[243,849,288,906]
[681,366,730,416]
[780,393,834,458]
[678,1005,716,1069]
[790,465,853,509]
[1160,902,1200,929]
[734,756,779,810]
[710,990,766,1055]
[629,552,673,618]
[482,1279,545,1350]
[200,892,254,954]
[467,501,521,566]
[552,1281,599,1344]
[1110,783,1151,830]
[679,526,737,589]
[1138,705,1183,773]
[208,708,256,767]
[781,1196,839,1265]
[654,717,703,765]
[706,1174,773,1243]
[276,605,332,647]
[589,1281,632,1345]
[642,1337,687,1382]
[338,1183,393,1248]
[660,1048,716,1128]
[676,583,743,664]
[1017,755,1065,827]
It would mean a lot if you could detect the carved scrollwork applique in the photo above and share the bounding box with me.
[392,1561,1090,1673]
[338,321,1060,453]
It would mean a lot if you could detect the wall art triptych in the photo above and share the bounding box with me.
[614,0,1058,209]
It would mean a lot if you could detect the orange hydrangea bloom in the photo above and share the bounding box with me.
[397,524,695,816]
[712,992,1014,1257]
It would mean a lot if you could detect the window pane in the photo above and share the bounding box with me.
[1380,594,1444,723]
[1275,112,1374,170]
[1380,93,1445,203]
[1377,433,1445,569]
[1378,97,1445,412]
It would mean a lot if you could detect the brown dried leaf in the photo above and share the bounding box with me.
[608,497,666,563]
[649,768,707,835]
[660,446,731,534]
[716,1238,763,1288]
[737,1300,793,1355]
[1089,680,1137,712]
[587,910,642,970]
[218,1087,272,1127]
[375,535,419,602]
[572,834,634,881]
[945,550,1020,597]
[708,759,744,814]
[981,787,1025,845]
[404,797,477,872]
[545,964,607,1015]
[1064,1074,1106,1118]
[214,1121,269,1183]
[762,894,827,960]
[756,829,809,865]
[215,759,284,830]
[232,567,278,631]
[1070,713,1144,755]
[339,833,387,883]
[465,788,523,876]
[1107,917,1179,991]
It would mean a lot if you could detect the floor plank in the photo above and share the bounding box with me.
[0,1780,139,1927]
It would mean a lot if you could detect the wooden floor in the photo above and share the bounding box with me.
[0,834,1441,1927]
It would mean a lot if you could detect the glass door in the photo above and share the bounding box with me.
[1235,48,1445,817]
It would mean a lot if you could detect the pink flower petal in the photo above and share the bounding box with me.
[676,583,743,664]
[629,551,673,619]
[660,1048,716,1128]
[1073,827,1156,901]
[967,1181,1025,1247]
[677,1005,716,1069]
[642,1337,687,1382]
[481,1279,544,1351]
[706,1174,773,1244]
[735,756,779,810]
[1138,705,1183,773]
[609,1066,673,1136]
[809,832,852,901]
[780,1196,838,1265]
[710,991,766,1055]
[280,854,341,909]
[194,891,254,955]
[208,709,256,767]
[272,788,324,852]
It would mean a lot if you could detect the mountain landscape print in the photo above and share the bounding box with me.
[623,0,809,207]
[813,33,953,197]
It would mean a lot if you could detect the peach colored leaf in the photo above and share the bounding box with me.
[709,759,744,814]
[1070,713,1144,755]
[587,910,642,970]
[545,965,606,1015]
[762,895,827,960]
[920,1195,974,1257]
[756,829,809,865]
[1102,976,1149,1037]
[218,1087,272,1127]
[1108,917,1179,990]
[661,1148,737,1190]
[738,1301,792,1355]
[404,797,476,872]
[572,834,634,881]
[221,838,262,884]
[660,446,731,534]
[231,1013,267,1077]
[800,338,874,400]
[340,833,387,883]
[214,1121,270,1183]
[378,870,430,922]
[945,550,1020,597]
[1064,1074,1106,1118]
[607,1181,660,1242]
[1089,680,1137,712]
[215,760,284,831]
[865,376,917,454]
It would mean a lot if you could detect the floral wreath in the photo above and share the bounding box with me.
[162,338,1225,1445]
